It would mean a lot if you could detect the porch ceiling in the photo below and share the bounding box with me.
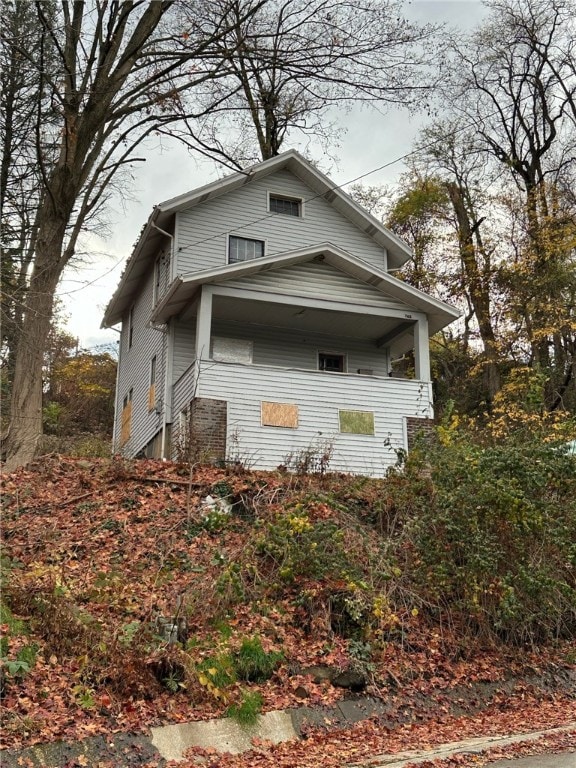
[209,295,411,346]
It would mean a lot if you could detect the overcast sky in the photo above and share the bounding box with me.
[58,0,488,351]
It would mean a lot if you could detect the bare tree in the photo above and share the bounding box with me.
[1,0,266,471]
[164,0,443,167]
[0,0,58,384]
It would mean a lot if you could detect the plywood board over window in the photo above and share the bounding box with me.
[339,410,375,435]
[120,388,133,446]
[212,337,253,364]
[261,402,299,428]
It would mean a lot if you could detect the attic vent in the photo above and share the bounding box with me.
[367,275,382,286]
[365,224,378,236]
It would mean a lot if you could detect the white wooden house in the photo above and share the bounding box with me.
[102,150,460,476]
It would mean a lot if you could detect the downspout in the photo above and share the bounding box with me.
[151,220,174,460]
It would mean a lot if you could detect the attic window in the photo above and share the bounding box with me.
[269,194,302,217]
[229,235,265,263]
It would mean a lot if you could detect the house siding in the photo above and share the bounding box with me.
[223,261,411,311]
[195,360,432,476]
[114,266,167,456]
[210,320,390,375]
[175,169,388,275]
[173,318,197,382]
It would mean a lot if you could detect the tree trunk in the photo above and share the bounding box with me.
[2,213,67,472]
[445,181,501,401]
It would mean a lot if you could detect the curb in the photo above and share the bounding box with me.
[348,723,576,767]
[1,701,574,767]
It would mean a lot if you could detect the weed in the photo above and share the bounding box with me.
[283,437,334,475]
[118,620,141,647]
[0,601,26,635]
[233,636,282,683]
[121,495,139,510]
[226,690,263,726]
[72,683,96,709]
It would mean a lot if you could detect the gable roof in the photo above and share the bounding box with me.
[102,150,413,328]
[150,242,461,337]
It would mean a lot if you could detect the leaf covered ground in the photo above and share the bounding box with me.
[1,455,575,764]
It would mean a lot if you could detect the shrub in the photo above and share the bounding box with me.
[395,432,576,644]
[254,505,352,585]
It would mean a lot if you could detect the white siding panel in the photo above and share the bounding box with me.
[114,270,167,457]
[173,318,196,382]
[211,321,390,375]
[173,361,199,420]
[175,169,387,275]
[197,361,432,477]
[223,261,408,311]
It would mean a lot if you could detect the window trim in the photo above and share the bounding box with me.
[268,192,304,218]
[228,235,266,264]
[318,351,347,373]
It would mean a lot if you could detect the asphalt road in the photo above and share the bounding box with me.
[486,752,575,767]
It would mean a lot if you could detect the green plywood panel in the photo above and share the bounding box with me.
[339,410,375,435]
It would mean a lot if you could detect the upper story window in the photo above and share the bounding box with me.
[269,194,302,217]
[229,235,265,263]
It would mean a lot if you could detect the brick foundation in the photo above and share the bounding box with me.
[406,417,435,450]
[189,398,227,464]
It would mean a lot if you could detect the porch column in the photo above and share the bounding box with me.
[195,286,213,361]
[414,316,431,382]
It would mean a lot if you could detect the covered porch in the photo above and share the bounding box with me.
[189,283,432,382]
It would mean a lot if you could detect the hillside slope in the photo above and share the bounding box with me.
[1,454,575,761]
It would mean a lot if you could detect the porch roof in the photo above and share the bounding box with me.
[150,242,461,338]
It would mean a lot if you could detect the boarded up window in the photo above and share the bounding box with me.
[120,389,133,445]
[148,356,157,412]
[212,337,253,364]
[339,410,375,435]
[120,402,132,445]
[261,402,299,428]
[147,383,156,412]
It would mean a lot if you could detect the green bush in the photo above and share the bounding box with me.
[394,433,576,644]
[0,600,37,692]
[254,505,353,585]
